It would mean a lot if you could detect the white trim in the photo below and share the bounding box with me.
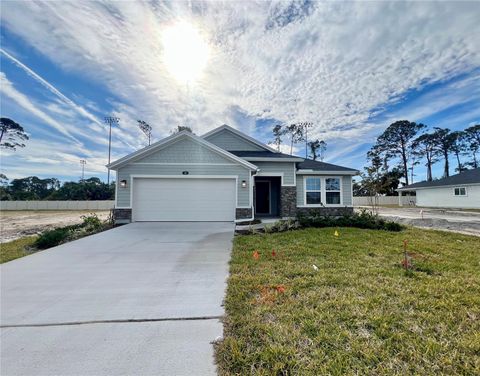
[293,163,297,187]
[302,175,343,207]
[453,186,468,196]
[398,182,480,191]
[255,171,296,187]
[130,162,237,166]
[297,169,357,176]
[107,131,258,171]
[201,124,278,153]
[243,157,304,162]
[303,176,321,206]
[325,176,343,206]
[130,175,238,222]
[114,171,119,207]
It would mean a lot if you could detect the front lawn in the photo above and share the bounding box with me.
[0,236,38,263]
[216,227,480,375]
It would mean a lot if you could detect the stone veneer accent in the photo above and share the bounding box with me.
[280,186,297,217]
[236,208,252,220]
[296,206,354,217]
[113,208,132,223]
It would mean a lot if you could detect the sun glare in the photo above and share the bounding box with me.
[161,21,210,85]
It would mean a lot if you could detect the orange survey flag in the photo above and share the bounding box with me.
[253,251,260,260]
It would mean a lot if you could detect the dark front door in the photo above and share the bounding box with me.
[255,181,270,215]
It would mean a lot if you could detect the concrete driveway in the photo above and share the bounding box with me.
[1,222,234,375]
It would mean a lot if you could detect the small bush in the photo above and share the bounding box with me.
[80,213,103,231]
[34,225,78,249]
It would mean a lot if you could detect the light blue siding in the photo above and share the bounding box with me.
[205,130,264,151]
[296,175,353,206]
[296,176,304,206]
[115,138,251,207]
[255,162,296,186]
[342,176,353,206]
[140,138,233,163]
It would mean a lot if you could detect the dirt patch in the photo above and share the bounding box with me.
[356,207,480,237]
[0,211,111,243]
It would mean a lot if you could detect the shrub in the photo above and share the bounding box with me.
[34,225,78,249]
[297,209,403,232]
[34,213,110,250]
[80,213,103,231]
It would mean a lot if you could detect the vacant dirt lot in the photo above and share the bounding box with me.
[357,206,480,237]
[0,210,111,243]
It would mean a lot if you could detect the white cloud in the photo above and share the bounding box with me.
[1,0,479,177]
[0,72,80,143]
[1,48,103,128]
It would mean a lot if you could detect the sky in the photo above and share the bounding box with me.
[1,1,479,183]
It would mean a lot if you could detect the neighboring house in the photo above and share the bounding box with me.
[398,168,480,209]
[107,125,357,223]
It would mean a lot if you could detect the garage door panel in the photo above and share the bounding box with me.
[132,178,236,221]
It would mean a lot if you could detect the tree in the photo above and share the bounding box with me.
[0,174,9,200]
[465,124,480,169]
[284,123,303,155]
[432,127,455,177]
[370,120,425,186]
[137,120,153,146]
[271,124,284,152]
[297,121,313,158]
[6,176,59,200]
[308,139,327,161]
[449,131,468,173]
[171,125,193,134]
[412,133,440,181]
[0,118,29,150]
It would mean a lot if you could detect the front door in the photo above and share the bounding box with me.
[255,181,270,215]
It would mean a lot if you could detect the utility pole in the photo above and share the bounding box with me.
[104,116,119,185]
[80,159,86,182]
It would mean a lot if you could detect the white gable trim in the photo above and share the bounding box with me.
[107,131,258,171]
[202,124,277,153]
[296,169,358,176]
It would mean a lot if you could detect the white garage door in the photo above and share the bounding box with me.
[132,178,236,221]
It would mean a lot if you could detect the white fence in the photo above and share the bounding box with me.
[353,196,416,206]
[0,200,115,211]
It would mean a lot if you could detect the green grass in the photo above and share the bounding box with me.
[216,227,480,375]
[0,236,38,263]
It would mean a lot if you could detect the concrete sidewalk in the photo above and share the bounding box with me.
[1,222,234,375]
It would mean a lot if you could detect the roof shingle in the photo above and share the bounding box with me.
[398,168,480,190]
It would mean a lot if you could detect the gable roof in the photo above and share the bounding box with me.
[202,124,277,153]
[398,168,480,190]
[297,159,358,175]
[107,131,258,170]
[230,150,304,162]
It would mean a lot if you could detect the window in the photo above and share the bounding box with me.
[454,187,467,196]
[325,178,341,205]
[305,177,321,205]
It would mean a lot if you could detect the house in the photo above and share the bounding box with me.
[107,125,357,223]
[397,167,480,209]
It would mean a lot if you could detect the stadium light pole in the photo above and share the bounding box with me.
[80,159,86,182]
[104,116,119,185]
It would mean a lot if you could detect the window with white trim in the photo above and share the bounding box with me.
[454,187,467,196]
[325,177,341,204]
[305,177,321,205]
